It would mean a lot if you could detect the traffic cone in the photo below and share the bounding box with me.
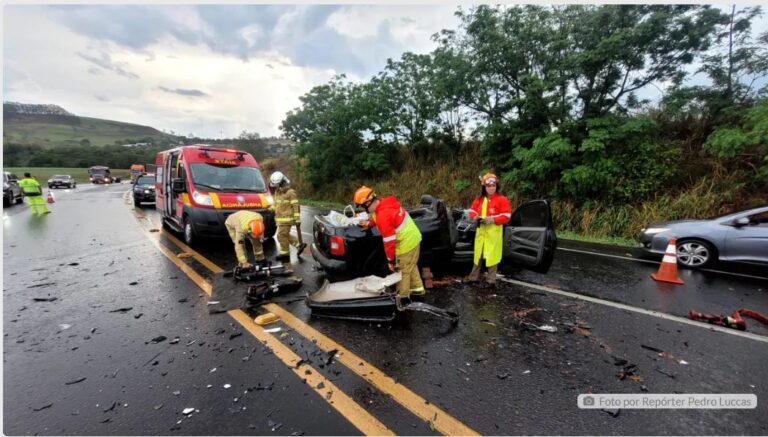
[651,238,684,285]
[47,191,55,204]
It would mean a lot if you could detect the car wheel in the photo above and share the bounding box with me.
[134,198,141,208]
[183,216,197,247]
[676,239,715,268]
[3,195,9,207]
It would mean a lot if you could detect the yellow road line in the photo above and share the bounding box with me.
[265,304,479,436]
[229,310,394,436]
[162,231,224,273]
[152,222,479,436]
[128,206,393,435]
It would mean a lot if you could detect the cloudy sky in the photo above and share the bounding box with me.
[3,4,459,138]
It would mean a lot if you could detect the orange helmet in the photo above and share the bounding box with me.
[479,173,498,186]
[249,219,265,237]
[353,186,376,207]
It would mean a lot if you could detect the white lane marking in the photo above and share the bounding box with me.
[302,231,313,238]
[557,247,768,281]
[499,277,768,344]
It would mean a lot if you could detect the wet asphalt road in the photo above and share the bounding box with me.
[3,184,767,435]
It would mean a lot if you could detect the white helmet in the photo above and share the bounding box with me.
[269,171,289,187]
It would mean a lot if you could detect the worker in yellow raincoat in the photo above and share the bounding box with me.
[18,172,50,215]
[466,173,511,285]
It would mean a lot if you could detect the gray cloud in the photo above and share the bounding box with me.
[158,86,208,97]
[94,95,109,101]
[77,51,139,79]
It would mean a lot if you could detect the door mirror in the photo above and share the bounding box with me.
[171,178,186,193]
[734,217,750,227]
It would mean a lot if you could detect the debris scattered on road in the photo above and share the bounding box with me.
[264,327,282,333]
[33,297,58,302]
[537,324,558,333]
[522,370,531,374]
[230,332,243,340]
[182,407,195,415]
[496,373,510,380]
[254,313,279,326]
[641,344,663,353]
[103,401,117,412]
[654,368,676,379]
[32,403,53,412]
[169,337,180,344]
[65,377,86,385]
[613,358,628,366]
[173,390,181,396]
[129,281,138,286]
[207,301,220,306]
[148,336,167,344]
[209,367,217,373]
[602,408,621,417]
[679,359,689,365]
[186,340,197,346]
[154,404,163,410]
[108,307,133,313]
[59,324,72,330]
[68,262,79,266]
[28,282,57,289]
[178,297,188,303]
[134,313,143,319]
[325,349,339,365]
[149,229,159,233]
[268,420,283,432]
[223,384,231,389]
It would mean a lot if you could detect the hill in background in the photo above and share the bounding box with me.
[3,101,173,148]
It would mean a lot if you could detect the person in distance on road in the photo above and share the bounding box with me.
[224,210,266,268]
[269,171,307,260]
[18,172,50,215]
[354,186,424,305]
[466,173,511,286]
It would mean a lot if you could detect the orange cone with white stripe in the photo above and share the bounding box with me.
[47,191,55,204]
[651,238,684,285]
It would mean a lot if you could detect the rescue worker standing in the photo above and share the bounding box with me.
[225,210,266,268]
[269,171,307,260]
[18,172,50,215]
[467,173,511,285]
[354,186,424,304]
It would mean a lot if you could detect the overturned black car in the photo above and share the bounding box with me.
[310,195,557,281]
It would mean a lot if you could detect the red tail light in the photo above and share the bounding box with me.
[329,235,345,257]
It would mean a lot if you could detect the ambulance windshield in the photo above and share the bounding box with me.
[189,163,266,193]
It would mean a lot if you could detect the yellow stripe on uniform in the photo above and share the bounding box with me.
[209,192,222,209]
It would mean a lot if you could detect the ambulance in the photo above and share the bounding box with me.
[155,144,276,246]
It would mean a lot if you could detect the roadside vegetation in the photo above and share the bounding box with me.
[279,5,768,241]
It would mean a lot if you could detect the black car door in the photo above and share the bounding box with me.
[502,199,557,273]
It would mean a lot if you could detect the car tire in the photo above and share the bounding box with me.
[183,215,197,247]
[676,239,716,268]
[3,195,9,207]
[49,185,53,189]
[134,198,141,208]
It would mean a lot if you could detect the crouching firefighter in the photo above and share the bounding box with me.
[354,186,424,305]
[225,210,266,268]
[269,171,307,260]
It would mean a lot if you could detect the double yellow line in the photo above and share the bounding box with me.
[128,200,478,436]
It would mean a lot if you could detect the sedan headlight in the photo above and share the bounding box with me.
[643,227,670,234]
[192,191,213,206]
[48,179,53,183]
[144,189,151,194]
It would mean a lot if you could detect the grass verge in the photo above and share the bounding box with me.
[555,230,636,247]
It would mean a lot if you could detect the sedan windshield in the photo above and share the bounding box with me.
[189,163,266,192]
[136,176,155,186]
[52,175,69,179]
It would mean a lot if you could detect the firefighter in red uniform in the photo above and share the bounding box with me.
[466,173,511,285]
[354,186,424,305]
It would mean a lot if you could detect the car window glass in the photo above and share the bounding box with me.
[510,201,548,228]
[10,174,18,181]
[137,176,155,185]
[748,211,768,227]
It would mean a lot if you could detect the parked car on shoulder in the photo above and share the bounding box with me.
[48,174,76,189]
[3,172,24,206]
[132,174,156,207]
[639,205,768,268]
[311,195,557,281]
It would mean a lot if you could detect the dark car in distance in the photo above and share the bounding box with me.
[48,174,76,189]
[3,172,24,206]
[133,174,156,207]
[311,195,557,281]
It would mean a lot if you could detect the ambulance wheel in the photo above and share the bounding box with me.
[183,215,197,247]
